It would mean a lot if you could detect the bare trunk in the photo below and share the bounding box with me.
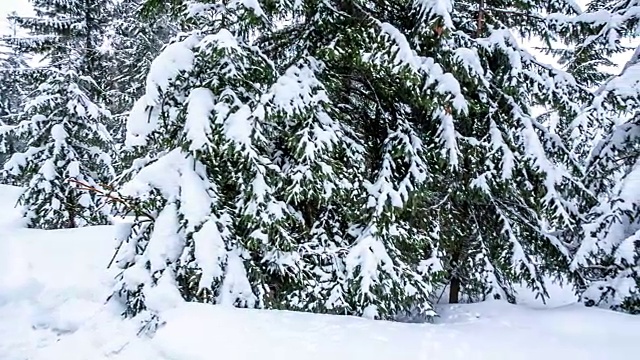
[449,250,460,303]
[477,0,485,37]
[68,207,76,228]
[68,194,77,229]
[449,276,460,304]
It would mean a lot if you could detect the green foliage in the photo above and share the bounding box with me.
[0,0,115,229]
[2,70,113,229]
[108,0,593,327]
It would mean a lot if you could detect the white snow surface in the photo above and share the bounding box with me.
[1,184,639,359]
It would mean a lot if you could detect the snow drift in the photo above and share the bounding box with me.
[1,184,639,360]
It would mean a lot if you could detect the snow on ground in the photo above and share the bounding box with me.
[0,185,137,359]
[1,184,639,360]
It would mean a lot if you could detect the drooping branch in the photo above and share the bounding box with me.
[66,178,155,220]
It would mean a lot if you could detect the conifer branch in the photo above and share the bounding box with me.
[66,178,154,220]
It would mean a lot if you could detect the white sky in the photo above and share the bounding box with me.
[0,0,32,34]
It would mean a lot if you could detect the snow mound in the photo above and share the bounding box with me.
[148,300,640,360]
[0,184,26,229]
[1,184,639,360]
[0,224,121,359]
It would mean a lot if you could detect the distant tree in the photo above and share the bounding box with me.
[105,0,177,146]
[0,12,32,169]
[0,0,115,229]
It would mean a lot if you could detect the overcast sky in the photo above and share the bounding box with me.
[0,0,32,36]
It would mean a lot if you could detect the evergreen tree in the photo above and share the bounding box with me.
[110,0,299,320]
[432,0,589,304]
[110,0,437,321]
[110,0,592,325]
[0,13,32,168]
[294,0,589,305]
[556,0,640,313]
[0,0,115,229]
[267,1,448,317]
[105,0,177,144]
[2,70,114,229]
[0,52,28,166]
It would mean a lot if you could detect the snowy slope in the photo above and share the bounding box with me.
[1,184,639,360]
[0,185,129,359]
[151,301,640,360]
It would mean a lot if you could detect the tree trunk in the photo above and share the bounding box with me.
[449,250,460,303]
[449,275,460,304]
[68,196,77,229]
[449,277,460,304]
[477,0,485,37]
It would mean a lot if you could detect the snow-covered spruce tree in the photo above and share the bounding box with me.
[8,0,114,84]
[0,12,33,169]
[111,0,455,321]
[261,1,448,318]
[110,0,595,323]
[262,0,590,308]
[551,1,640,313]
[264,58,377,315]
[0,51,25,120]
[105,0,177,145]
[335,0,590,304]
[0,51,29,166]
[248,0,592,316]
[109,1,310,319]
[0,0,115,229]
[1,71,114,229]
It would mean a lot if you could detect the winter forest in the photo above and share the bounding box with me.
[0,0,639,343]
